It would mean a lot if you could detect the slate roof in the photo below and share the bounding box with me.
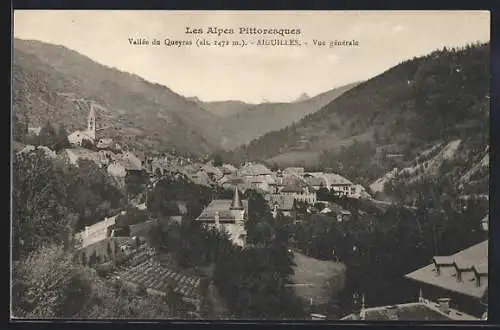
[238,163,272,176]
[278,174,307,186]
[322,173,353,186]
[196,199,249,222]
[405,240,488,299]
[303,175,326,187]
[281,184,304,193]
[341,301,477,321]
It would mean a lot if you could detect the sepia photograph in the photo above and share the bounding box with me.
[11,10,490,321]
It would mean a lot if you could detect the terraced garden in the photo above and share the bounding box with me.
[111,257,203,303]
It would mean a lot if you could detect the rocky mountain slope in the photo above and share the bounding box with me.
[220,42,489,195]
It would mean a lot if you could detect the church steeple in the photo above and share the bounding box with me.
[87,104,96,139]
[230,185,243,210]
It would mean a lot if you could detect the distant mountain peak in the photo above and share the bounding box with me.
[294,93,310,102]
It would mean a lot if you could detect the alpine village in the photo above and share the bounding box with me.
[12,38,489,321]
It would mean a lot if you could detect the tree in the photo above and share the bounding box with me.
[106,242,112,259]
[12,150,71,259]
[37,122,59,150]
[89,251,98,267]
[55,125,71,151]
[12,114,27,143]
[316,186,331,201]
[81,139,95,150]
[212,154,223,167]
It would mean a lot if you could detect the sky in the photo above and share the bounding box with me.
[13,10,490,103]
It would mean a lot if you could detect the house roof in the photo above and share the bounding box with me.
[304,176,325,187]
[281,184,305,193]
[405,240,488,299]
[322,173,353,186]
[341,301,477,321]
[284,167,304,174]
[222,163,238,173]
[269,194,295,211]
[279,174,308,187]
[195,199,249,222]
[322,202,351,215]
[189,171,212,186]
[116,157,143,171]
[238,163,272,176]
[201,164,224,177]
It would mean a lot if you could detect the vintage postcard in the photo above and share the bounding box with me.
[11,10,490,321]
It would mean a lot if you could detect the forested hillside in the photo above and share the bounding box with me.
[221,42,489,195]
[217,83,358,148]
[12,38,239,156]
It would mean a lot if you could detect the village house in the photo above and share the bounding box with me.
[274,173,307,193]
[96,138,114,150]
[61,147,110,168]
[269,194,296,219]
[303,173,326,191]
[219,175,244,190]
[341,293,481,321]
[221,163,238,175]
[201,163,224,182]
[18,145,58,159]
[404,240,488,319]
[107,161,127,178]
[68,105,97,147]
[314,201,352,222]
[195,186,248,247]
[283,167,305,176]
[280,183,317,205]
[307,172,370,199]
[189,170,213,187]
[237,162,274,192]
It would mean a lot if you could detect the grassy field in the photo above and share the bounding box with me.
[290,252,346,306]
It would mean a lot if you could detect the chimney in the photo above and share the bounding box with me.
[437,298,451,314]
[385,305,399,320]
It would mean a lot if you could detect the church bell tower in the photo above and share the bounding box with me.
[87,104,96,140]
[230,185,245,222]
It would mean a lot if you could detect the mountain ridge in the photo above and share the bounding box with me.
[13,38,242,154]
[218,42,490,197]
[13,38,358,153]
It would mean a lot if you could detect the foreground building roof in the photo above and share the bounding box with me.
[341,300,478,321]
[405,240,488,300]
[238,163,272,176]
[196,199,249,222]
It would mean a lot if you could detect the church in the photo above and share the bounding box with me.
[195,186,248,247]
[68,105,97,146]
